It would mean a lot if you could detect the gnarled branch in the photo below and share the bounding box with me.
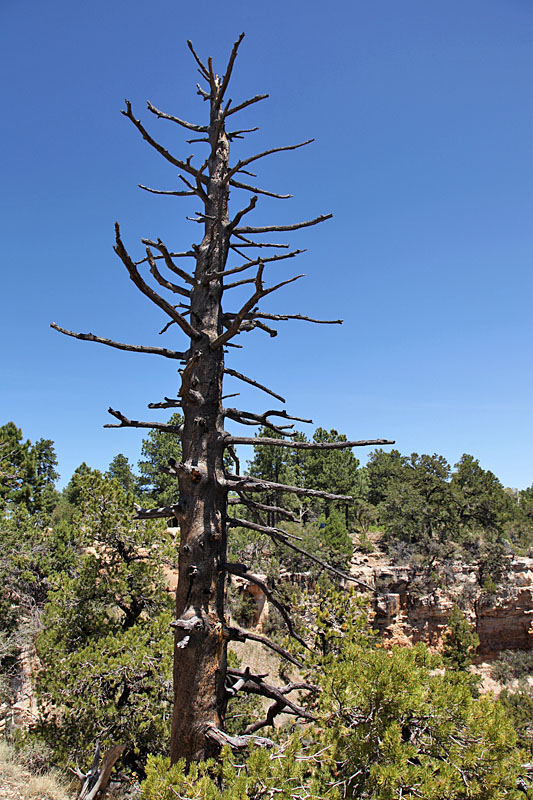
[204,725,274,750]
[114,224,201,340]
[234,213,332,235]
[226,625,303,668]
[148,397,182,410]
[145,248,191,298]
[223,368,285,403]
[133,503,183,520]
[211,265,304,348]
[226,436,395,450]
[227,408,312,425]
[225,475,352,503]
[146,100,207,133]
[225,407,295,436]
[104,407,183,433]
[226,670,316,734]
[50,323,188,360]
[142,238,196,286]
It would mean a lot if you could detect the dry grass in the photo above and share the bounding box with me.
[0,740,73,800]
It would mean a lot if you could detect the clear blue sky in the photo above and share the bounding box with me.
[1,0,531,489]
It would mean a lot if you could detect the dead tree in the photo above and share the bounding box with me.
[51,34,393,764]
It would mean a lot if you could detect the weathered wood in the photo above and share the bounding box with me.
[76,743,126,800]
[52,33,393,767]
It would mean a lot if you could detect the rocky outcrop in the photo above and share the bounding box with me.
[234,552,533,660]
[475,558,533,656]
[351,555,533,657]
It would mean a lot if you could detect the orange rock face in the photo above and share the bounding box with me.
[356,556,533,658]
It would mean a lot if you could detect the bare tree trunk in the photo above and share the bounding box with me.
[52,34,394,766]
[170,101,230,762]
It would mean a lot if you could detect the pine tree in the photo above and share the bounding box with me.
[108,453,137,494]
[36,470,174,776]
[442,604,479,671]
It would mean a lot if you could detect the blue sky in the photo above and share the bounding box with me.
[1,0,531,489]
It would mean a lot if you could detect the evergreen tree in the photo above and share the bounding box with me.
[442,604,479,671]
[317,507,353,569]
[35,470,174,776]
[452,454,512,534]
[0,422,34,510]
[108,452,137,494]
[305,428,361,524]
[0,423,59,514]
[367,450,458,561]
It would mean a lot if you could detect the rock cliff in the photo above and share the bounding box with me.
[233,547,533,660]
[356,554,533,657]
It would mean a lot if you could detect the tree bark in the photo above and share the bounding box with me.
[169,93,230,763]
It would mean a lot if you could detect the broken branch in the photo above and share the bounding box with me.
[114,224,201,340]
[104,407,184,433]
[138,184,195,197]
[50,323,187,360]
[186,39,211,84]
[226,93,269,117]
[226,625,303,668]
[146,100,207,133]
[121,100,208,185]
[216,32,246,109]
[223,368,285,403]
[234,213,332,235]
[252,311,342,325]
[225,475,352,502]
[133,503,183,520]
[226,436,395,450]
[228,140,314,180]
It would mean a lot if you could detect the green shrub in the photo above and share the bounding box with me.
[442,605,479,671]
[491,650,533,684]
